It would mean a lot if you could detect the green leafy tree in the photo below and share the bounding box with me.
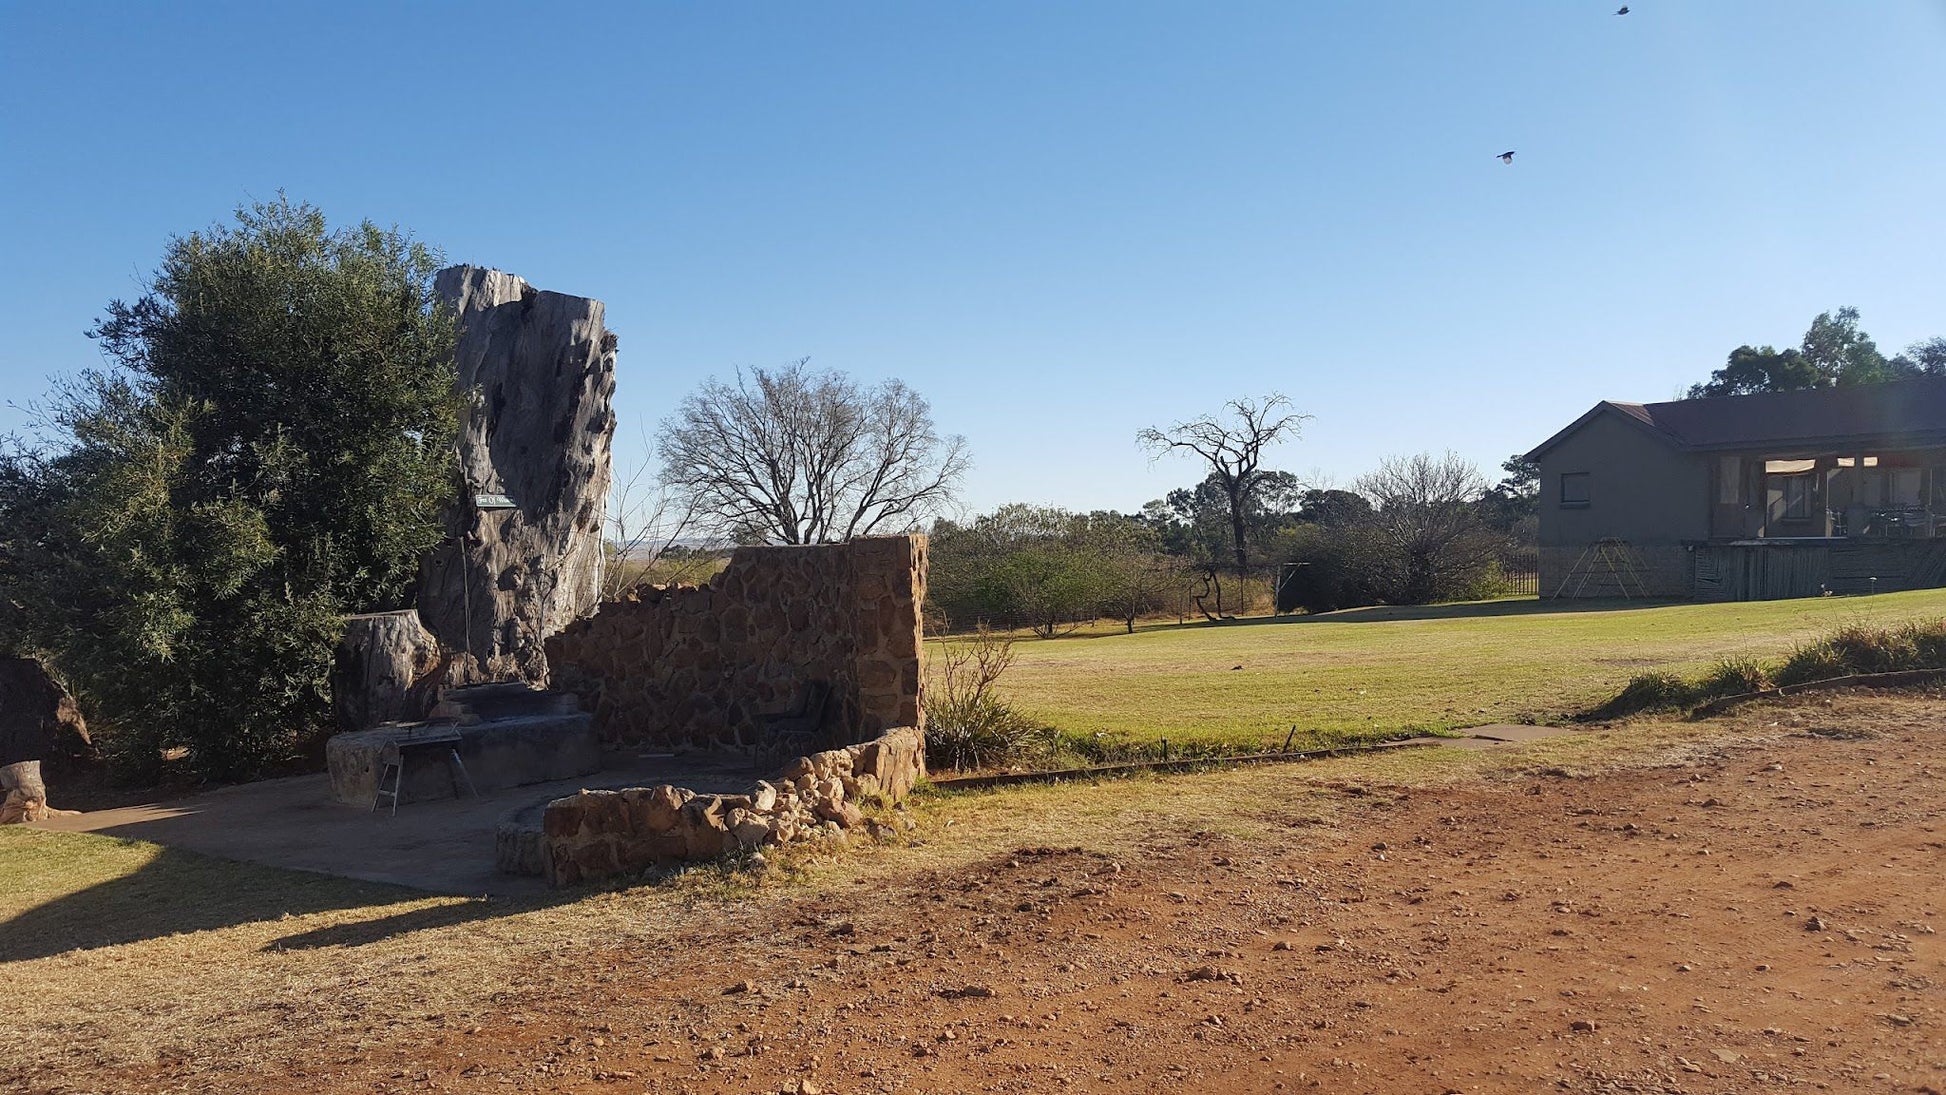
[1295,487,1373,527]
[0,198,460,780]
[1074,511,1180,633]
[1688,307,1940,397]
[928,506,1181,636]
[1891,337,1946,376]
[1476,454,1539,531]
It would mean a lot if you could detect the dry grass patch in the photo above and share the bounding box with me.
[3,686,1930,1088]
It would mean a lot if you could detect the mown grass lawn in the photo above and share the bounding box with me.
[967,589,1946,751]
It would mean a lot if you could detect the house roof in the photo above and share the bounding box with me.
[1525,378,1946,461]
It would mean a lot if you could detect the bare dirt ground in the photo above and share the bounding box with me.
[9,692,1944,1095]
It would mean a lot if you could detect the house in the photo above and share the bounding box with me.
[1524,378,1946,600]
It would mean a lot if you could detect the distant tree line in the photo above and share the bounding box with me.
[926,393,1542,634]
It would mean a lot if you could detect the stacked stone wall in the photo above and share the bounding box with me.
[526,725,926,886]
[545,535,926,751]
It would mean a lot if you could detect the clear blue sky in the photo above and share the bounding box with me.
[4,2,1943,515]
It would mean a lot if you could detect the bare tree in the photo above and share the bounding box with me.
[600,432,713,600]
[1137,394,1308,582]
[1354,451,1497,604]
[659,360,969,545]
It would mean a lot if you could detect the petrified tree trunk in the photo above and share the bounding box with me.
[332,611,445,731]
[0,657,92,822]
[416,267,617,685]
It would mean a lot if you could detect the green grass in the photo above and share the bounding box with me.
[952,589,1946,752]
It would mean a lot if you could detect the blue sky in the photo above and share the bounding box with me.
[3,1,1943,515]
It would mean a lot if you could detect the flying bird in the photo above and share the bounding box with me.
[1615,5,1629,13]
[1497,151,1516,164]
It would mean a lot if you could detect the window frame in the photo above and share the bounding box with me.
[1559,472,1591,508]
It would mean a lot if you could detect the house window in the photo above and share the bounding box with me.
[1777,473,1814,521]
[1559,472,1591,508]
[1718,457,1741,504]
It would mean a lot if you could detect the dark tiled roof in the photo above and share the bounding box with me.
[1528,378,1946,459]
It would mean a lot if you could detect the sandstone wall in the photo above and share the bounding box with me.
[522,726,925,886]
[545,535,926,751]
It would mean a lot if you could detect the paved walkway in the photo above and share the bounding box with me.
[1438,722,1580,750]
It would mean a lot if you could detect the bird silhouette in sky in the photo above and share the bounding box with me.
[1498,151,1516,164]
[1616,5,1630,13]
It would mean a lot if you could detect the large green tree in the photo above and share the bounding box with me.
[0,198,460,780]
[1688,307,1942,398]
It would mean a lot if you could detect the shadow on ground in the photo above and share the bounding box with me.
[0,834,567,963]
[1138,597,1688,632]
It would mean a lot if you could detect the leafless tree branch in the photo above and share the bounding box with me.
[1137,393,1308,577]
[659,360,968,545]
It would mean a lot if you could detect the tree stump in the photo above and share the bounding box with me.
[332,611,445,731]
[0,761,50,823]
[0,657,91,822]
[414,266,617,686]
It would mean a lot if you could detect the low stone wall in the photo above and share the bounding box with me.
[528,726,925,887]
[545,535,926,751]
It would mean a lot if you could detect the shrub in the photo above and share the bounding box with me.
[1774,619,1946,685]
[1276,525,1386,614]
[0,198,460,782]
[924,628,1056,771]
[1590,618,1946,720]
[1585,672,1698,720]
[1774,641,1849,686]
[1823,622,1919,675]
[1696,657,1772,699]
[1903,618,1946,668]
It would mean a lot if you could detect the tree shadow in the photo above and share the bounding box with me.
[261,894,546,951]
[0,839,569,963]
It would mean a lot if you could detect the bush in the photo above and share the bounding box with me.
[1588,618,1946,718]
[924,629,1056,771]
[1585,672,1698,720]
[1904,618,1946,667]
[1774,619,1946,685]
[0,198,460,782]
[1697,657,1771,699]
[1276,525,1385,614]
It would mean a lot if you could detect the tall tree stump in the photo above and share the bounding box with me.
[332,611,445,731]
[415,267,617,685]
[0,657,91,822]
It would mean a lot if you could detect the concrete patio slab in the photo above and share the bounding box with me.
[1463,723,1579,743]
[29,752,764,897]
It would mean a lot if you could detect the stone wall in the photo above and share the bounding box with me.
[545,535,926,751]
[520,726,925,887]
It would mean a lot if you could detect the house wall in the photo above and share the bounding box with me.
[544,535,926,751]
[1536,411,1708,597]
